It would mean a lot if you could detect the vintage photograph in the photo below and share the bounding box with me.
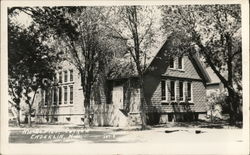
[1,1,249,154]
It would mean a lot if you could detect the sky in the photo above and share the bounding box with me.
[10,6,220,83]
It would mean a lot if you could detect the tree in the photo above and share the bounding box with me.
[8,21,56,127]
[19,6,114,127]
[161,4,242,124]
[8,8,57,126]
[103,6,159,129]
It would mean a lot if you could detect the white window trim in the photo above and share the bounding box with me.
[190,82,193,103]
[169,57,185,71]
[169,80,176,102]
[161,80,193,103]
[178,57,184,70]
[186,82,193,103]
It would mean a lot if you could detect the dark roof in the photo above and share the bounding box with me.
[108,59,138,80]
[108,36,211,83]
[190,55,211,83]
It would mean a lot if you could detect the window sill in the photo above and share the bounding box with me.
[43,104,73,107]
[179,102,194,105]
[58,81,75,85]
[160,102,194,105]
[169,68,185,72]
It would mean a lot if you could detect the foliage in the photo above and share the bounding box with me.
[8,12,57,126]
[161,4,242,124]
[102,6,160,129]
[104,6,160,70]
[17,6,120,126]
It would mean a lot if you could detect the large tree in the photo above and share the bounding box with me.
[18,6,114,126]
[103,6,159,129]
[161,4,242,124]
[8,10,56,126]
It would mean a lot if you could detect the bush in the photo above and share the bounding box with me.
[206,92,228,121]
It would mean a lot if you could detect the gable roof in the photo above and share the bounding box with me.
[206,67,221,84]
[108,36,211,83]
[190,55,211,83]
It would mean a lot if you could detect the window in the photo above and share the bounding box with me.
[64,86,67,104]
[53,87,57,105]
[170,81,175,101]
[161,81,166,101]
[64,71,68,82]
[59,72,62,83]
[70,70,73,81]
[179,81,184,101]
[59,87,62,105]
[44,90,48,105]
[169,57,174,68]
[178,57,183,69]
[187,82,192,101]
[70,85,73,104]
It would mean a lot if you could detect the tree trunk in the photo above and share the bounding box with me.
[194,34,241,126]
[138,77,147,130]
[28,105,32,127]
[83,84,92,127]
[228,89,240,125]
[16,108,21,126]
[28,114,32,127]
[84,101,90,127]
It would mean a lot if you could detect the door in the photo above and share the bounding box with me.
[112,86,128,127]
[112,86,124,109]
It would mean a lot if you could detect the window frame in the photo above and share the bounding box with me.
[161,80,167,101]
[169,57,175,69]
[64,86,68,104]
[179,81,184,101]
[178,57,183,70]
[170,80,176,101]
[69,85,73,104]
[70,69,73,82]
[59,72,62,83]
[44,90,48,106]
[64,70,68,83]
[53,87,57,105]
[187,82,192,102]
[161,79,192,103]
[58,87,62,105]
